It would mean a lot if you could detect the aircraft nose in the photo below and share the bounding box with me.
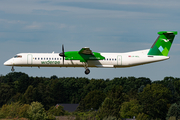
[4,59,13,66]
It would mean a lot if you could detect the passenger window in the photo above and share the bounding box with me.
[112,59,114,61]
[55,58,56,60]
[57,58,59,60]
[115,59,116,61]
[49,58,51,60]
[46,58,48,60]
[44,58,45,60]
[41,58,43,60]
[35,58,37,60]
[52,58,53,60]
[109,58,111,61]
[38,58,40,60]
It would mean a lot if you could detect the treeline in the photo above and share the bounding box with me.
[0,72,180,120]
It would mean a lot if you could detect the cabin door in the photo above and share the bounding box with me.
[117,55,122,65]
[27,54,33,64]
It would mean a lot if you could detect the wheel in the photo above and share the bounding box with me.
[85,69,90,75]
[11,66,15,72]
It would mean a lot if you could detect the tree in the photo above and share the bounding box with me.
[23,85,34,104]
[83,90,106,110]
[138,85,145,93]
[108,86,128,118]
[97,97,114,120]
[51,79,65,104]
[97,86,128,119]
[138,84,172,119]
[3,72,27,83]
[0,84,14,107]
[50,75,58,80]
[42,85,54,110]
[36,83,54,110]
[82,79,106,96]
[120,99,142,118]
[17,74,31,93]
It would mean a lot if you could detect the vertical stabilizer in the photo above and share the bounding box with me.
[148,31,177,56]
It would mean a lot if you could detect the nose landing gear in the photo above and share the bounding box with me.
[11,66,15,72]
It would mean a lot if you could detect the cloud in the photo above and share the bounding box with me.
[174,44,180,46]
[24,22,42,29]
[0,0,180,80]
[32,9,68,15]
[59,24,67,29]
[53,1,180,14]
[0,18,26,24]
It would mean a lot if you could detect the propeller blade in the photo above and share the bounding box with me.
[59,44,65,64]
[62,44,64,54]
[63,56,64,64]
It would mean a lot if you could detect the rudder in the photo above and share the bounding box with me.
[148,31,177,56]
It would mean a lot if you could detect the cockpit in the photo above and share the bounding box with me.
[14,55,22,58]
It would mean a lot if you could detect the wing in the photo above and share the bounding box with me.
[65,47,105,62]
[78,47,94,55]
[78,47,105,61]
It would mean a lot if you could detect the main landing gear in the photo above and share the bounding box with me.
[85,68,90,75]
[84,62,90,75]
[11,66,15,72]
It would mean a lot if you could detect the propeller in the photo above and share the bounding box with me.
[59,44,65,64]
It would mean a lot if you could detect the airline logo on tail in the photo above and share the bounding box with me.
[148,31,177,56]
[162,39,170,42]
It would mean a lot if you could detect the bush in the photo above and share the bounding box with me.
[19,104,30,118]
[167,116,176,120]
[0,101,55,120]
[27,101,52,120]
[103,116,121,120]
[73,111,97,120]
[48,105,65,116]
[0,102,30,119]
[166,103,180,120]
[136,113,148,120]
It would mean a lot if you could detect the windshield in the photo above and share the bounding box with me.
[14,55,22,58]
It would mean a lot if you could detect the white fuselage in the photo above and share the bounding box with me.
[4,49,169,68]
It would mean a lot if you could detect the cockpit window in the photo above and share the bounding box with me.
[14,55,22,58]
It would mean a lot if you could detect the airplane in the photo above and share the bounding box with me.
[4,31,177,75]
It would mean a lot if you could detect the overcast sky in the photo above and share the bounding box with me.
[1,0,180,81]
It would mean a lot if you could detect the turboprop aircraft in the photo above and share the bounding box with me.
[4,31,177,75]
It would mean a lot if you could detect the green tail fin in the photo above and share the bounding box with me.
[147,31,177,56]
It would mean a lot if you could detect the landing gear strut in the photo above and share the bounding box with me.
[11,66,15,72]
[84,62,90,75]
